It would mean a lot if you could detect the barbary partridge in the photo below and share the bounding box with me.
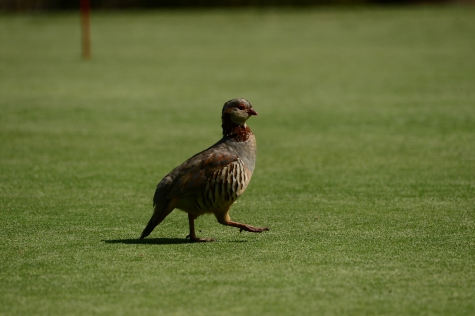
[140,98,269,242]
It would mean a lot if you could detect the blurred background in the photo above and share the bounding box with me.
[1,0,472,11]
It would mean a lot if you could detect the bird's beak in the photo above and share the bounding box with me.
[247,108,258,116]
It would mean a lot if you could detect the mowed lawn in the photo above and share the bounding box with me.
[1,6,474,315]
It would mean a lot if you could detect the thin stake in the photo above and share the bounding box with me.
[80,0,91,59]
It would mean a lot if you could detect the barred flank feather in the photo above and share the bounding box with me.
[193,159,249,212]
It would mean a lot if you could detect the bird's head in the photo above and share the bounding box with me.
[222,98,258,126]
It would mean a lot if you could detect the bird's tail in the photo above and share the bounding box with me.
[140,195,173,239]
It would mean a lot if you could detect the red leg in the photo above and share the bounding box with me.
[186,213,215,242]
[215,211,269,234]
[227,221,270,233]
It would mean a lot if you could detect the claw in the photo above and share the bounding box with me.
[237,225,269,233]
[190,237,216,243]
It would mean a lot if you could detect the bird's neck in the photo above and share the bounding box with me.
[222,114,253,142]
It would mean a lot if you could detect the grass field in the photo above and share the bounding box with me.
[1,6,475,315]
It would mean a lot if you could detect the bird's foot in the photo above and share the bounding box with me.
[185,234,216,242]
[239,225,270,233]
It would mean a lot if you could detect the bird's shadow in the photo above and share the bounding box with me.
[103,238,249,245]
[104,238,190,245]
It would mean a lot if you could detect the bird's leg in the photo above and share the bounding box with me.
[227,221,270,233]
[215,212,269,234]
[185,213,215,242]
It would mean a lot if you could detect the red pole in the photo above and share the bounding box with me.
[80,0,91,59]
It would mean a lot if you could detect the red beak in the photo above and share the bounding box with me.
[247,108,258,116]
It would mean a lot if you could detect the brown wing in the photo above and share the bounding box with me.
[165,151,238,199]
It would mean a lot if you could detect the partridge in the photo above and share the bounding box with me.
[140,98,269,242]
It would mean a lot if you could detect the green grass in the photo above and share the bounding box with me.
[1,6,475,315]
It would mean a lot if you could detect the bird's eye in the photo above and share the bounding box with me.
[237,104,245,110]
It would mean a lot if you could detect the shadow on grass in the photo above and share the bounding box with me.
[104,238,250,245]
[104,238,190,245]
